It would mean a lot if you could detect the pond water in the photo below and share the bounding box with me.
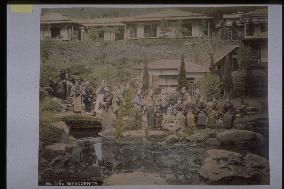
[68,129,209,185]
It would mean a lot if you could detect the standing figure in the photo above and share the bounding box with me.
[186,110,196,128]
[101,86,116,130]
[83,81,93,113]
[175,107,186,131]
[207,108,218,128]
[223,110,235,129]
[223,97,235,114]
[196,109,207,129]
[72,81,82,113]
[161,108,177,131]
[95,80,107,117]
[133,88,144,128]
[145,101,155,128]
[154,105,163,129]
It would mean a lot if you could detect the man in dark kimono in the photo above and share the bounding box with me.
[196,109,207,129]
[83,81,93,113]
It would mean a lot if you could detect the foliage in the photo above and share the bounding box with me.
[115,88,137,135]
[196,73,221,100]
[40,97,62,112]
[62,114,102,123]
[39,120,64,145]
[40,111,61,123]
[237,46,255,70]
[223,55,234,96]
[177,55,187,90]
[142,62,150,95]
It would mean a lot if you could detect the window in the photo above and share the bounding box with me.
[144,24,157,37]
[181,23,192,36]
[260,23,267,33]
[245,22,254,36]
[51,26,60,38]
[232,58,239,71]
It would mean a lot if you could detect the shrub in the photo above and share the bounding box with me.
[40,97,62,112]
[39,120,64,145]
[197,73,221,100]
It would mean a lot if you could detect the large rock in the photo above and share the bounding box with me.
[199,149,269,184]
[52,121,69,135]
[184,129,224,143]
[103,172,167,185]
[164,134,179,144]
[147,130,168,138]
[205,138,221,146]
[216,129,263,148]
[121,130,146,138]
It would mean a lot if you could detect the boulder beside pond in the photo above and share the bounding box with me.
[216,129,263,149]
[199,149,269,184]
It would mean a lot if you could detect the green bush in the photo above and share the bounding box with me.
[197,73,221,100]
[63,114,101,123]
[40,97,62,112]
[39,120,64,145]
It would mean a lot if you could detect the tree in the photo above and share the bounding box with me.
[196,73,221,100]
[223,55,233,97]
[142,60,150,95]
[178,54,187,90]
[237,46,255,70]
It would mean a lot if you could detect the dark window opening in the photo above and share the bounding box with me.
[260,23,267,33]
[232,58,239,71]
[245,22,254,36]
[181,23,192,36]
[128,25,137,38]
[51,27,60,38]
[115,27,124,40]
[144,24,157,37]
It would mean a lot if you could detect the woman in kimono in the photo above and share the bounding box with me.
[72,80,83,113]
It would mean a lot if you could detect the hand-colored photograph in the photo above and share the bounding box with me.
[38,6,269,186]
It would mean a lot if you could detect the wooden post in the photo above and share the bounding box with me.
[71,25,73,41]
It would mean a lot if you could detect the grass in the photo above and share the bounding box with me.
[39,120,64,145]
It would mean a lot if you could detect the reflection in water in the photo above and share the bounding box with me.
[66,129,209,185]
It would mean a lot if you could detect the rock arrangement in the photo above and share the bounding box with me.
[199,149,269,184]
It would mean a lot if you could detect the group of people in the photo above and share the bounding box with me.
[66,77,237,131]
[139,86,236,132]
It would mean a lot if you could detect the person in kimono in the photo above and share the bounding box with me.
[207,108,218,128]
[223,97,235,114]
[223,110,236,129]
[101,86,116,130]
[83,81,93,113]
[186,109,196,128]
[196,109,207,129]
[175,107,186,131]
[72,80,83,113]
[145,101,155,128]
[161,108,177,131]
[133,88,144,128]
[95,80,107,117]
[154,105,163,129]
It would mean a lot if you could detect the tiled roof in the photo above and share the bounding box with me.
[242,9,268,16]
[144,57,210,73]
[199,44,239,65]
[73,17,126,26]
[122,9,212,22]
[41,13,72,22]
[223,13,243,19]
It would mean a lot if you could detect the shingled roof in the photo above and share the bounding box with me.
[40,13,76,24]
[73,17,126,27]
[242,9,268,16]
[199,44,239,65]
[122,9,212,22]
[139,57,210,73]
